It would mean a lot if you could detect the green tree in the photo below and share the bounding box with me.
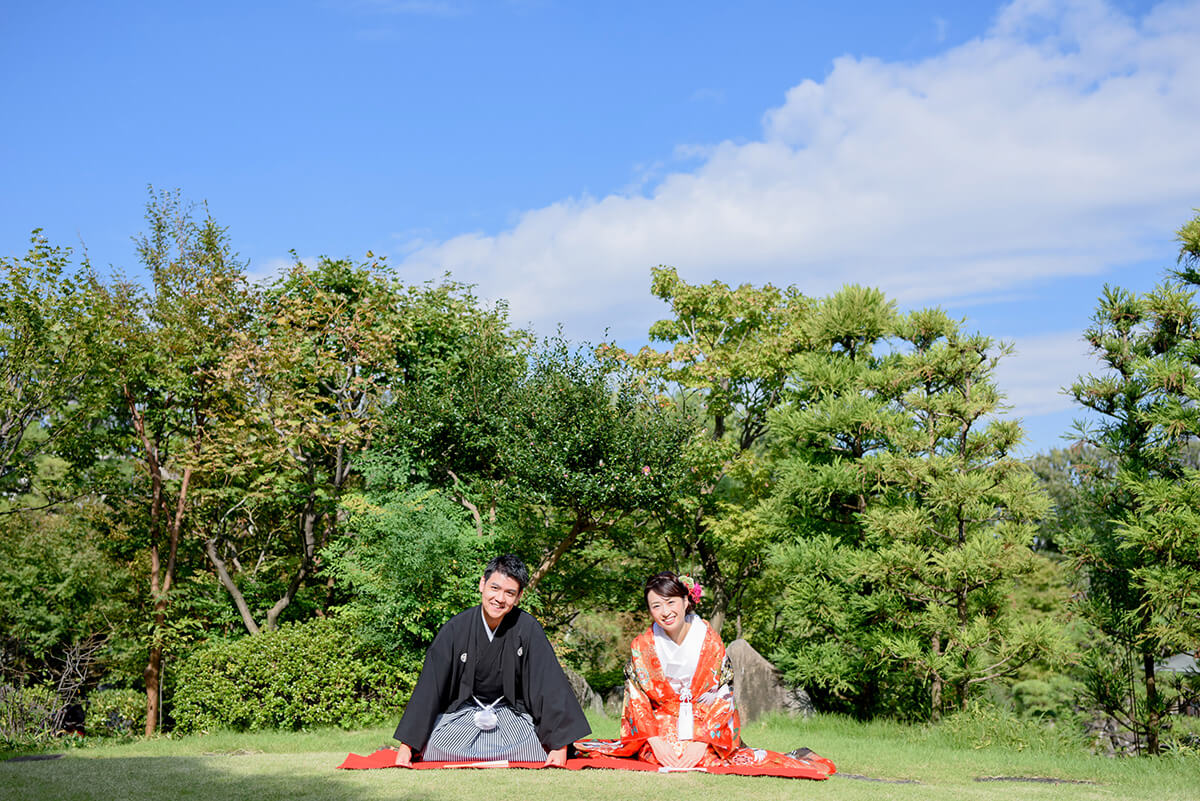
[0,233,102,502]
[199,263,536,636]
[1066,210,1200,754]
[1027,445,1117,553]
[197,255,412,634]
[0,505,138,688]
[500,340,695,597]
[761,286,914,715]
[767,293,1056,720]
[69,189,253,734]
[603,266,811,634]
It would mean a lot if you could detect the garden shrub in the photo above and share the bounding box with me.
[86,688,144,736]
[324,461,495,653]
[1011,675,1081,718]
[171,615,415,733]
[0,684,57,746]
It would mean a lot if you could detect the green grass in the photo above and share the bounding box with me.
[3,713,1198,801]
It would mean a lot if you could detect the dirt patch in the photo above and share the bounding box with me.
[975,776,1098,785]
[5,753,64,762]
[834,772,920,784]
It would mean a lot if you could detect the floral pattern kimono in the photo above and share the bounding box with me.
[575,618,835,776]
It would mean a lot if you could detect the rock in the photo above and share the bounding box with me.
[562,666,604,715]
[726,638,814,723]
[1084,715,1139,757]
[603,686,625,718]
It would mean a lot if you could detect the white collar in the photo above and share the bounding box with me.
[652,614,705,686]
[480,606,499,642]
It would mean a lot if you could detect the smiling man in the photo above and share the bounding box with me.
[393,554,590,766]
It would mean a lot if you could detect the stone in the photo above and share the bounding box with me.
[726,638,814,723]
[562,666,604,715]
[603,686,625,718]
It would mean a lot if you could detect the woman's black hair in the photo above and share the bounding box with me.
[643,571,695,614]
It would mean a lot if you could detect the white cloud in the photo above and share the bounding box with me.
[994,330,1101,418]
[398,0,1200,343]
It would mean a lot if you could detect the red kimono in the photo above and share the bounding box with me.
[575,620,835,776]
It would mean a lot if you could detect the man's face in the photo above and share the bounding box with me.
[479,571,523,628]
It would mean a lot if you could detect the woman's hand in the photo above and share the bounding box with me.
[676,740,707,769]
[647,736,682,767]
[647,737,707,768]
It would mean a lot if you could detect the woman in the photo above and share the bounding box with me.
[574,572,835,776]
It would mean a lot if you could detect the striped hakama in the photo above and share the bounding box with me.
[422,705,549,762]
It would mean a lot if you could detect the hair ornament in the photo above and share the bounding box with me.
[678,574,703,603]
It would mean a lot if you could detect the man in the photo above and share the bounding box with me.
[393,554,590,766]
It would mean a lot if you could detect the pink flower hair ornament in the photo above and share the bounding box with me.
[678,574,703,603]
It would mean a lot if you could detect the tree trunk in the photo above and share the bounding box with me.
[695,538,727,636]
[140,462,191,735]
[528,516,588,593]
[265,566,307,631]
[206,538,261,635]
[143,638,163,737]
[930,632,943,722]
[1143,650,1161,755]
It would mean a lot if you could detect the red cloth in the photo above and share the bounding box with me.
[337,749,830,779]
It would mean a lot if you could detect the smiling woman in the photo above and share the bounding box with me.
[574,571,836,778]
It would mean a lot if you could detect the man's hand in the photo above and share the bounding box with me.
[394,743,413,767]
[543,746,568,767]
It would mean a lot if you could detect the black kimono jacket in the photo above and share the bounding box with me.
[393,605,590,753]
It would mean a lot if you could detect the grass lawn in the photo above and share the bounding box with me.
[3,712,1197,801]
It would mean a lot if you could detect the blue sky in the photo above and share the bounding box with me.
[3,0,1198,455]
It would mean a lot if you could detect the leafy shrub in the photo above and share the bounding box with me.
[561,611,637,692]
[1011,676,1081,719]
[0,684,65,747]
[171,616,415,733]
[324,455,494,653]
[87,688,144,736]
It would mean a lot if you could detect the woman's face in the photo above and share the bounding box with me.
[647,589,688,639]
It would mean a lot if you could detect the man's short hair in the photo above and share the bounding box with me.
[483,554,530,592]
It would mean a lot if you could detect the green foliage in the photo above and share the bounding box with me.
[1116,471,1200,651]
[1011,676,1082,719]
[323,452,492,656]
[0,684,58,747]
[1028,446,1117,553]
[767,290,1060,720]
[0,231,102,498]
[0,509,138,684]
[603,267,814,633]
[502,339,694,523]
[560,610,641,692]
[1064,211,1200,754]
[171,616,411,733]
[86,688,145,737]
[375,332,696,613]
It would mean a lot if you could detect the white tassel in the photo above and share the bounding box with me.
[677,688,693,741]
